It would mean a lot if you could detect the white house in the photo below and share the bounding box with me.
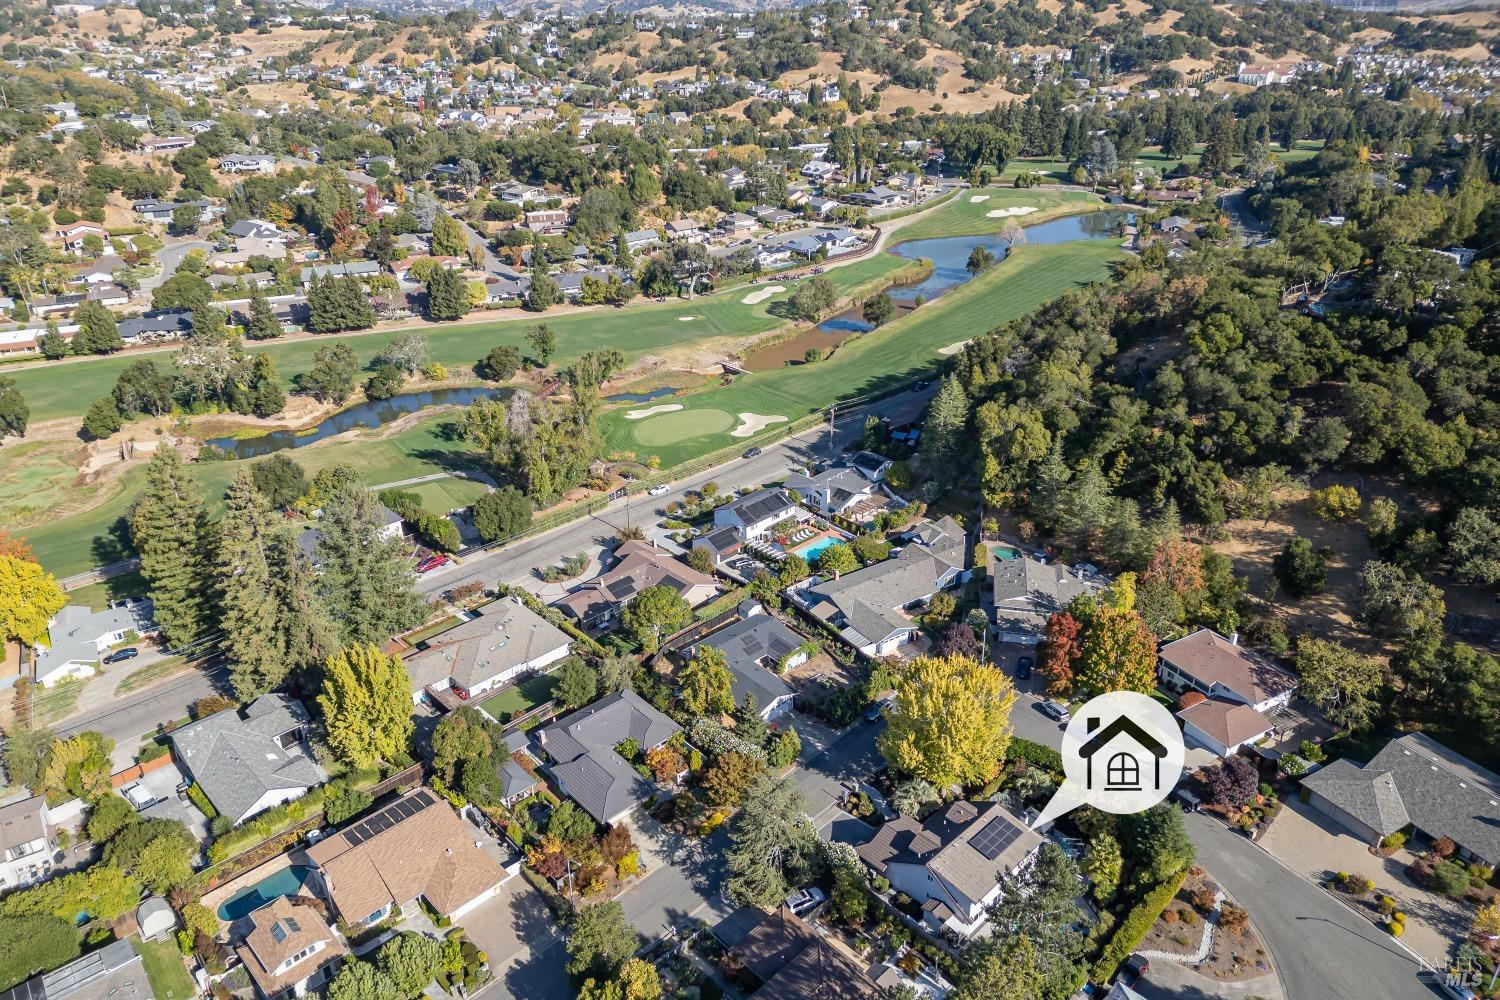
[783,465,884,517]
[30,600,158,687]
[170,694,328,825]
[0,797,56,891]
[403,597,571,708]
[713,488,803,541]
[219,154,277,174]
[856,802,1042,938]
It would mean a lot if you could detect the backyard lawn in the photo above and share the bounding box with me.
[134,937,196,1000]
[602,236,1125,468]
[477,673,559,722]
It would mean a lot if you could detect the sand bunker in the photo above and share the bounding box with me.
[625,403,684,420]
[938,340,972,356]
[986,206,1038,219]
[677,316,698,321]
[969,195,991,203]
[741,285,785,305]
[729,413,788,438]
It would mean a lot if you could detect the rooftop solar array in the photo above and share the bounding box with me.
[970,816,1023,861]
[341,790,435,845]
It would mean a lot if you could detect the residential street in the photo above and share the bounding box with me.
[56,662,229,768]
[414,384,936,600]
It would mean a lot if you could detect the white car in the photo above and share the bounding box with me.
[647,484,670,497]
[785,887,825,914]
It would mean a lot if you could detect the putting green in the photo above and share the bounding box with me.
[630,407,734,446]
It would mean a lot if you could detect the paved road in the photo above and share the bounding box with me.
[57,662,229,767]
[992,657,1429,1000]
[139,239,213,294]
[414,385,937,600]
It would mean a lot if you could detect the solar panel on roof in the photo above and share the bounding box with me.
[344,830,365,845]
[606,579,636,600]
[970,816,1022,861]
[270,923,288,943]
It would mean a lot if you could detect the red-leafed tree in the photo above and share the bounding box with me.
[1205,755,1259,809]
[0,530,33,560]
[1040,611,1083,696]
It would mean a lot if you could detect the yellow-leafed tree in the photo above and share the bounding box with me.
[318,643,414,768]
[0,555,65,648]
[880,654,1016,789]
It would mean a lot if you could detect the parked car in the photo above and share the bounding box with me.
[785,887,825,914]
[103,647,139,664]
[1016,656,1033,680]
[1121,955,1150,985]
[1039,700,1071,722]
[1441,979,1480,1000]
[647,484,670,497]
[416,554,450,574]
[1171,787,1203,813]
[742,447,763,459]
[864,696,894,722]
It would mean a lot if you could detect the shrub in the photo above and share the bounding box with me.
[1430,859,1470,896]
[1310,485,1362,521]
[1379,832,1407,850]
[0,914,80,991]
[1092,871,1188,984]
[1469,863,1494,883]
[1388,920,1404,936]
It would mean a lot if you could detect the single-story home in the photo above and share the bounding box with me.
[235,897,346,1000]
[298,261,380,286]
[219,154,277,175]
[29,600,158,687]
[537,690,680,825]
[403,597,571,708]
[682,604,804,719]
[990,555,1102,646]
[171,694,327,825]
[855,801,1042,939]
[306,788,509,927]
[554,541,719,629]
[1301,733,1500,866]
[791,517,967,657]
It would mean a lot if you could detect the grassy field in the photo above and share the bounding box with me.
[998,141,1326,182]
[603,236,1125,468]
[894,187,1104,242]
[134,937,195,1000]
[478,673,558,721]
[403,475,490,513]
[6,254,911,426]
[67,569,147,607]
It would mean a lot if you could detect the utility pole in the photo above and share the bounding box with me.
[826,401,837,452]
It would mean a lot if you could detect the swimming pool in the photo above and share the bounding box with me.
[992,545,1021,561]
[216,866,314,921]
[793,535,842,561]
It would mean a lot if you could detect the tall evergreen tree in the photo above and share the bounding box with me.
[926,375,969,486]
[267,529,339,693]
[128,446,215,647]
[245,287,282,340]
[216,472,297,698]
[74,302,123,354]
[314,478,426,646]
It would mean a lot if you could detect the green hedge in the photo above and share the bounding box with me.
[204,767,381,863]
[185,781,217,820]
[0,914,79,991]
[1091,870,1188,984]
[1011,737,1065,776]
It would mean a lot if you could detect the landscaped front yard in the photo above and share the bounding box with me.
[477,673,559,724]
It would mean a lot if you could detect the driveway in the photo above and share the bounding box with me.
[1259,798,1465,966]
[1136,959,1283,1000]
[140,239,213,294]
[461,880,571,1000]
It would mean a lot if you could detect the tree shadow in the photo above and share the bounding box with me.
[89,516,135,568]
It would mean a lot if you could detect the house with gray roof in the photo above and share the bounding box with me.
[1301,733,1500,865]
[119,310,193,343]
[990,554,1102,646]
[403,597,571,708]
[0,938,150,1000]
[791,518,967,657]
[298,261,380,286]
[784,465,884,517]
[29,600,157,688]
[713,488,802,542]
[170,695,327,825]
[537,690,680,825]
[854,800,1041,939]
[682,604,804,720]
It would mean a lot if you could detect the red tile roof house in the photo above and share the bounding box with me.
[1158,628,1298,757]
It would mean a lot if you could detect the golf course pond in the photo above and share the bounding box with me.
[205,385,513,459]
[742,210,1130,372]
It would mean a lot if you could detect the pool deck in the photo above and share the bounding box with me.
[202,851,302,931]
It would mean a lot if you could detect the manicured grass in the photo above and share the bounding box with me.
[997,141,1326,182]
[894,187,1104,242]
[603,238,1125,469]
[134,937,196,1000]
[403,475,489,513]
[477,673,559,722]
[65,569,148,608]
[5,255,911,426]
[630,407,735,447]
[21,412,481,576]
